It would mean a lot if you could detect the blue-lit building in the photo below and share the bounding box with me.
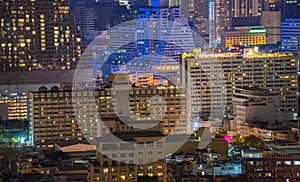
[136,1,195,68]
[281,19,300,53]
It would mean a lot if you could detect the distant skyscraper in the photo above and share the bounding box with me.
[0,0,82,72]
[232,0,264,17]
[136,3,195,67]
[281,0,300,20]
[209,0,232,47]
[261,11,281,44]
[281,19,300,53]
[73,0,132,43]
[194,0,209,18]
[74,0,96,42]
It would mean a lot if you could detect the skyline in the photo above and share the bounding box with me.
[1,0,300,181]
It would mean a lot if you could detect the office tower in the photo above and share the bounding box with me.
[281,19,300,53]
[73,0,132,43]
[0,0,82,72]
[194,0,209,18]
[73,0,95,42]
[106,21,136,68]
[221,27,267,51]
[209,0,232,47]
[261,11,281,44]
[136,4,195,67]
[232,0,264,17]
[281,0,300,20]
[180,48,298,120]
[192,0,209,37]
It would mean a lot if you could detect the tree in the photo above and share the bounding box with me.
[243,135,264,147]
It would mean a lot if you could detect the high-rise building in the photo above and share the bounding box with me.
[281,19,300,53]
[0,0,82,72]
[281,0,300,20]
[180,48,298,120]
[261,11,281,44]
[232,0,264,18]
[265,0,282,11]
[73,0,132,43]
[136,4,195,69]
[29,86,82,149]
[0,91,27,120]
[30,83,188,149]
[194,0,209,18]
[209,0,232,47]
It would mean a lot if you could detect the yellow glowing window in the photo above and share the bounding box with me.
[157,172,163,176]
[148,173,153,177]
[103,168,108,173]
[120,175,126,180]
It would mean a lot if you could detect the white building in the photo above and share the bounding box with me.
[180,48,298,123]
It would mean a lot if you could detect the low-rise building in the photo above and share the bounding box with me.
[244,154,300,181]
[88,130,167,182]
[265,140,300,154]
[240,121,291,142]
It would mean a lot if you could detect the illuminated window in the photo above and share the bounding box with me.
[103,168,108,173]
[284,161,291,165]
[120,175,126,180]
[266,173,271,177]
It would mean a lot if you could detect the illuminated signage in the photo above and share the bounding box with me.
[249,28,266,34]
